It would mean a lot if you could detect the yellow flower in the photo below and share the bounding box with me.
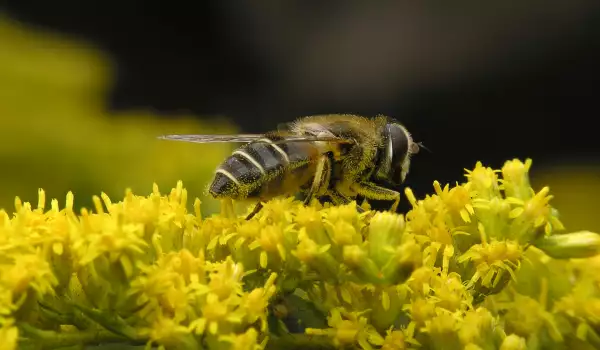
[293,228,339,281]
[0,157,594,349]
[464,161,501,200]
[404,195,433,237]
[391,236,422,271]
[234,220,262,247]
[458,224,523,292]
[255,224,288,268]
[410,211,455,273]
[170,249,206,285]
[294,204,323,228]
[241,273,277,331]
[201,293,230,330]
[407,298,436,327]
[427,214,454,246]
[553,277,600,332]
[501,159,533,200]
[128,258,190,322]
[432,272,472,313]
[406,267,436,296]
[381,324,420,350]
[470,196,512,240]
[76,195,149,266]
[433,181,475,224]
[324,202,361,227]
[189,293,241,335]
[457,308,495,347]
[328,219,359,246]
[306,308,384,350]
[499,280,563,343]
[0,287,17,322]
[342,245,367,267]
[500,334,527,350]
[368,211,406,257]
[257,197,296,223]
[0,319,18,350]
[508,186,564,238]
[219,328,265,350]
[1,251,57,296]
[504,294,560,340]
[201,215,237,255]
[293,229,321,263]
[206,257,244,300]
[422,308,462,348]
[144,314,192,350]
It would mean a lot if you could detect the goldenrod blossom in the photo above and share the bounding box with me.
[0,159,597,350]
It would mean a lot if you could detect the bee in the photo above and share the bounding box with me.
[159,114,421,219]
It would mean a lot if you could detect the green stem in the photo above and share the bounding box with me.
[17,323,145,349]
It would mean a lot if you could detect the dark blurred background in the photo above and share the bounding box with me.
[1,1,599,229]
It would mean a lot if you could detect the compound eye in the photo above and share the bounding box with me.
[386,123,415,184]
[388,124,409,166]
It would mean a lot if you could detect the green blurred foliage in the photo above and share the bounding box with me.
[0,16,236,214]
[532,166,600,234]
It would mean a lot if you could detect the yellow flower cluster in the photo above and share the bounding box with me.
[1,159,599,350]
[0,183,273,350]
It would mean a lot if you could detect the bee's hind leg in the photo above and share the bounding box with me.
[328,190,365,213]
[350,182,400,213]
[245,202,264,220]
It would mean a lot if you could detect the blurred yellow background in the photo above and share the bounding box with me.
[0,16,235,214]
[532,167,600,235]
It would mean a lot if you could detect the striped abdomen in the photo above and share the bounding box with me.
[208,136,320,200]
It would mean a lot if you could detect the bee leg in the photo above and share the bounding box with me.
[303,155,332,206]
[350,182,401,212]
[328,190,350,205]
[245,202,264,220]
[329,190,365,213]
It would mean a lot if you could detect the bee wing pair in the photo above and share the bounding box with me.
[157,134,354,145]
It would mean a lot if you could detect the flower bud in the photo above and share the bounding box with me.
[501,159,532,201]
[500,334,527,350]
[343,245,383,284]
[465,162,501,200]
[533,231,600,259]
[368,212,405,267]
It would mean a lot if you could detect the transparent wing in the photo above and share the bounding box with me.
[157,134,354,145]
[158,134,267,143]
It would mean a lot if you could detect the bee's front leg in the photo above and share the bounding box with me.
[349,182,401,213]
